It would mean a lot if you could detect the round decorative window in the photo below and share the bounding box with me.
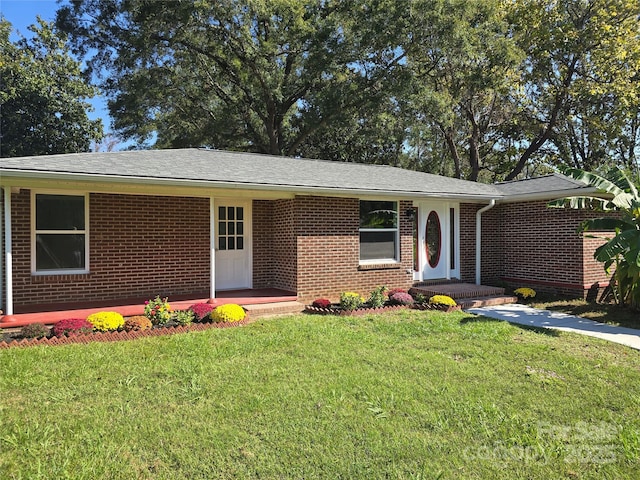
[426,211,441,268]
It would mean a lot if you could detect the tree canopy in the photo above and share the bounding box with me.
[0,17,102,158]
[55,0,640,180]
[56,0,411,156]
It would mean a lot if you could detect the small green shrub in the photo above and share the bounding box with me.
[413,292,427,304]
[20,323,49,339]
[173,309,195,326]
[87,312,125,332]
[144,296,172,326]
[340,292,365,311]
[123,316,153,332]
[211,304,246,323]
[428,295,457,307]
[368,286,387,308]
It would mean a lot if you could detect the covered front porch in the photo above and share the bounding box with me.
[0,288,301,328]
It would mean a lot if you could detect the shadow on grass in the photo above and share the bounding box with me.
[534,299,640,330]
[460,315,561,337]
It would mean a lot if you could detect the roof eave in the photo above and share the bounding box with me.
[496,187,600,203]
[0,169,502,202]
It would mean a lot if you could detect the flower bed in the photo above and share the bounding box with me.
[0,297,249,349]
[305,287,461,316]
[0,317,250,349]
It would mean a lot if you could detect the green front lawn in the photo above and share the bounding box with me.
[1,310,639,479]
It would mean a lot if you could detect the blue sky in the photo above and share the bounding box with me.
[2,0,113,140]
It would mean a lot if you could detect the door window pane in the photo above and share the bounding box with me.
[426,211,442,268]
[218,205,245,252]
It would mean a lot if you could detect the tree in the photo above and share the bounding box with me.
[406,0,523,181]
[550,168,640,309]
[405,0,640,181]
[56,0,411,155]
[0,18,102,157]
[504,0,640,180]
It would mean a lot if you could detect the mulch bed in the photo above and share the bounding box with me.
[304,303,460,315]
[0,318,250,349]
[304,304,408,316]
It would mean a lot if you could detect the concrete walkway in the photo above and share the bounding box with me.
[466,303,640,351]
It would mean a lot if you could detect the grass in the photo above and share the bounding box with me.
[1,310,639,479]
[532,294,640,330]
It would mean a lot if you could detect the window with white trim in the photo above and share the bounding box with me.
[359,200,399,262]
[33,193,88,273]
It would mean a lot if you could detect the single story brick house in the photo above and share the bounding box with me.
[0,148,608,322]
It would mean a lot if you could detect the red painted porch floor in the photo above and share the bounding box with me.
[0,289,302,328]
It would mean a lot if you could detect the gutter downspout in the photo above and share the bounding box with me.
[476,199,496,285]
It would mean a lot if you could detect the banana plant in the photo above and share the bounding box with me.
[549,167,640,309]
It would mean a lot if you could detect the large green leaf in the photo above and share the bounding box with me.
[562,168,627,198]
[594,229,640,263]
[582,217,635,232]
[548,196,614,211]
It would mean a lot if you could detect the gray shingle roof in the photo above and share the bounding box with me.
[493,173,592,198]
[0,148,502,200]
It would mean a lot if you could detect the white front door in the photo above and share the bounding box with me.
[415,202,459,281]
[215,201,252,290]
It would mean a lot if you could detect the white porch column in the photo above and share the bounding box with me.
[3,188,14,317]
[208,196,216,303]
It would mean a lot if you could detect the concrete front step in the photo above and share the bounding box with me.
[410,282,506,300]
[243,301,305,318]
[459,296,519,309]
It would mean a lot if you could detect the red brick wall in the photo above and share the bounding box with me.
[271,199,297,292]
[461,200,613,297]
[251,199,298,293]
[9,190,210,309]
[294,196,414,302]
[459,204,478,284]
[252,200,273,289]
[252,196,414,301]
[582,233,614,290]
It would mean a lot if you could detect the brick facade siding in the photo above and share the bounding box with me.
[252,196,414,303]
[1,188,614,312]
[7,190,210,310]
[461,200,613,298]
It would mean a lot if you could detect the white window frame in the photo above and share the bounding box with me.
[31,191,90,275]
[359,200,400,264]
